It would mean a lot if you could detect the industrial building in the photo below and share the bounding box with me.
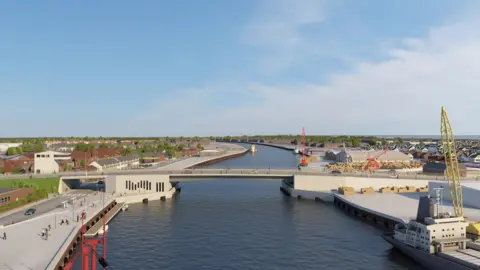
[0,187,35,206]
[34,151,72,174]
[423,162,468,176]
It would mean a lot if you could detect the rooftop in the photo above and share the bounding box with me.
[0,187,17,194]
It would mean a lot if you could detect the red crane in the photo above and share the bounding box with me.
[363,145,388,172]
[299,127,308,167]
[64,200,109,270]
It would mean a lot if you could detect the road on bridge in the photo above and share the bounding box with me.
[0,168,455,181]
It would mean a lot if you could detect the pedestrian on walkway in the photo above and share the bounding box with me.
[3,232,6,240]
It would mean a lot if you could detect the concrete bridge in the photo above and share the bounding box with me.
[60,168,297,181]
[0,167,463,182]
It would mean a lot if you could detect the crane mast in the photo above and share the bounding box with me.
[440,106,463,217]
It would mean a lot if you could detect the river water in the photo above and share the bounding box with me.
[74,143,423,270]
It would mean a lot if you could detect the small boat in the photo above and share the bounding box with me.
[98,225,109,235]
[250,144,257,153]
[293,148,300,154]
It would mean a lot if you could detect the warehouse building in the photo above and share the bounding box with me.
[335,149,413,163]
[423,162,468,176]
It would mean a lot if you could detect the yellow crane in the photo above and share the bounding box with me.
[440,106,480,236]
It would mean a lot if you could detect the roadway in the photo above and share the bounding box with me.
[0,190,94,226]
[0,192,115,270]
[0,167,464,181]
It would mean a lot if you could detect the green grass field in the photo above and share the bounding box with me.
[0,177,60,191]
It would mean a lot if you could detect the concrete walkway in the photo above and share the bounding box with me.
[0,192,114,270]
[157,149,247,171]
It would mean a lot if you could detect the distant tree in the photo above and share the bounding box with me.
[349,137,361,147]
[165,148,177,158]
[33,144,44,152]
[21,145,31,152]
[75,143,95,152]
[80,160,85,167]
[99,143,108,148]
[196,143,204,150]
[6,147,18,155]
[121,147,132,156]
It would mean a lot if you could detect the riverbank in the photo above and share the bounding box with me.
[156,145,248,170]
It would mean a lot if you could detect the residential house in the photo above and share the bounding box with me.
[2,159,34,174]
[70,148,122,168]
[48,143,76,152]
[89,156,140,171]
[34,151,71,174]
[178,148,200,157]
[141,152,166,163]
[324,150,340,161]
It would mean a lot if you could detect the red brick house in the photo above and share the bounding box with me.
[0,187,35,206]
[2,159,34,174]
[71,148,122,168]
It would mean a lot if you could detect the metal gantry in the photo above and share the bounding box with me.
[440,106,464,217]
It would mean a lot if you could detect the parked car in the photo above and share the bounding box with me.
[24,208,36,216]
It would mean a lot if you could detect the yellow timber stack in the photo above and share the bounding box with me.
[440,106,480,235]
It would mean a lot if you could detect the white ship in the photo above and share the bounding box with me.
[250,144,257,153]
[382,196,480,270]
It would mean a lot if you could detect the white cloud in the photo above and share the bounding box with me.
[241,0,329,73]
[130,15,480,137]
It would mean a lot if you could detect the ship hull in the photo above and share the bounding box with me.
[382,234,474,270]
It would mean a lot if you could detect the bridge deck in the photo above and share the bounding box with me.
[84,202,124,237]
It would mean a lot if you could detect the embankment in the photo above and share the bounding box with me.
[189,149,248,168]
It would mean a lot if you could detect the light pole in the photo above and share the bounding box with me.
[72,198,75,221]
[433,187,444,217]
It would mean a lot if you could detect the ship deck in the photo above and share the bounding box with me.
[441,249,480,269]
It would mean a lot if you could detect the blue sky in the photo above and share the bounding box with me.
[1,0,479,137]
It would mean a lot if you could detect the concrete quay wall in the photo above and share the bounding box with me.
[332,195,398,230]
[188,149,248,168]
